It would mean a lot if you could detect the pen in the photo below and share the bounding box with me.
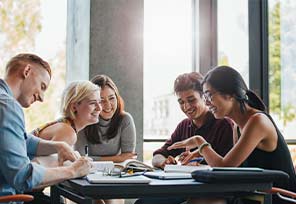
[189,157,204,163]
[120,171,145,178]
[85,145,88,157]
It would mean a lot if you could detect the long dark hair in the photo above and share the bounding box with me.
[202,66,266,113]
[85,74,125,144]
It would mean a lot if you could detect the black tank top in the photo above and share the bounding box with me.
[238,112,296,192]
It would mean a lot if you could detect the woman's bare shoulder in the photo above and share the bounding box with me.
[245,112,275,136]
[249,112,273,126]
[50,123,77,145]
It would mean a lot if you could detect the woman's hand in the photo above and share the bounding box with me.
[168,135,205,151]
[181,149,201,165]
[178,149,200,165]
[120,152,137,160]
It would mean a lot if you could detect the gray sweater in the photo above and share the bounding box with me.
[75,112,136,159]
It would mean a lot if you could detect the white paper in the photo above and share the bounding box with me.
[91,161,114,172]
[164,164,211,173]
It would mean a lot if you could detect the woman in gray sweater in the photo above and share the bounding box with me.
[75,74,136,163]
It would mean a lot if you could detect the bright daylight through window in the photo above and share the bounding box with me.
[0,0,66,131]
[144,0,193,162]
[268,0,296,162]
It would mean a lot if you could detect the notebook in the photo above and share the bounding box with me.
[164,164,211,173]
[86,172,151,184]
[144,171,192,180]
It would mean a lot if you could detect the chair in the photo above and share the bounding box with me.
[0,194,34,203]
[264,164,296,203]
[266,187,296,203]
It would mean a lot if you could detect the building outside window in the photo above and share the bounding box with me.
[143,0,193,162]
[217,0,249,85]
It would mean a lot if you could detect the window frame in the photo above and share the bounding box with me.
[143,0,217,143]
[144,0,296,145]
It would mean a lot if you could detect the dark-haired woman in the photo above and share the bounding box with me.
[169,66,296,204]
[75,75,136,163]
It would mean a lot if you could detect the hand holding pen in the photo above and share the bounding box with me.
[178,147,191,163]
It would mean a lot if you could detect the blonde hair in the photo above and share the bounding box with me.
[60,80,100,119]
[6,53,51,78]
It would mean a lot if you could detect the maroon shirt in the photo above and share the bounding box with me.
[153,112,233,158]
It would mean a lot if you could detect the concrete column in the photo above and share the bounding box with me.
[66,0,90,82]
[89,0,144,160]
[67,0,144,160]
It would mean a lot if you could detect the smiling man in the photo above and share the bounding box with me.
[152,72,234,169]
[0,53,92,203]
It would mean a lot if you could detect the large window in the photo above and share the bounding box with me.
[0,0,66,131]
[143,0,193,162]
[217,0,249,84]
[268,0,296,164]
[268,0,296,140]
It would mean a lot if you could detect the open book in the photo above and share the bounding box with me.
[164,164,211,173]
[115,159,154,172]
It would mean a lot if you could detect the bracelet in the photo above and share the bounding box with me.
[198,142,211,156]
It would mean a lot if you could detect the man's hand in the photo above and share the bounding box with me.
[56,142,80,166]
[178,148,192,163]
[70,156,92,178]
[160,156,177,169]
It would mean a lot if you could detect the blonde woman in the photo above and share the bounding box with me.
[32,80,102,146]
[75,75,136,162]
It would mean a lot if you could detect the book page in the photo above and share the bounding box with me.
[114,159,154,171]
[164,164,211,173]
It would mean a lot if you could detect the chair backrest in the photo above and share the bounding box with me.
[0,194,34,203]
[266,187,296,203]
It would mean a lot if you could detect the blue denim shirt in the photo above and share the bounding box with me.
[0,79,45,196]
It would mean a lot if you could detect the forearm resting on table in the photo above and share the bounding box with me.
[35,166,75,189]
[98,152,136,163]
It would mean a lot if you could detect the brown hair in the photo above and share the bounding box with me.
[5,53,51,78]
[85,74,125,144]
[174,72,204,95]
